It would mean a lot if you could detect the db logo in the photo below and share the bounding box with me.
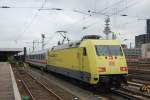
[108,56,113,60]
[109,61,115,66]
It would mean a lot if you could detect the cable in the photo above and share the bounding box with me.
[78,0,142,33]
[20,0,48,51]
[60,0,127,33]
[21,0,47,37]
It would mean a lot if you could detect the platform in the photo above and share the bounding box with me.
[0,62,21,100]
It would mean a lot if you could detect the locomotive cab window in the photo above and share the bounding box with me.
[95,45,123,56]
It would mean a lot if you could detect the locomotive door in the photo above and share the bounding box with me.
[77,48,84,81]
[78,47,88,82]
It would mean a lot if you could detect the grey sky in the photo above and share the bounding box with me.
[0,0,150,50]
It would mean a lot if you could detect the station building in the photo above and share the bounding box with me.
[141,43,150,59]
[135,34,147,48]
[0,48,23,62]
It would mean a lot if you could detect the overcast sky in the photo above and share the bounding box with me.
[0,0,150,50]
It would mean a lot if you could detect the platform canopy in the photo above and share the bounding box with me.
[0,48,23,61]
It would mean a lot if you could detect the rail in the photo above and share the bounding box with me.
[16,69,63,100]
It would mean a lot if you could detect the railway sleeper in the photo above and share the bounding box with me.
[140,84,150,92]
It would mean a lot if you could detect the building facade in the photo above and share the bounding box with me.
[123,48,141,63]
[135,19,150,48]
[135,34,147,48]
[141,43,150,59]
[146,19,150,43]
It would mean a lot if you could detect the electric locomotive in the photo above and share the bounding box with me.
[47,35,128,88]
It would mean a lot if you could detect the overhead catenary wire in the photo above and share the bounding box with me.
[18,0,131,41]
[23,0,125,47]
[79,0,142,33]
[21,0,47,35]
[2,0,143,49]
[61,0,141,36]
[59,0,129,35]
[20,0,48,51]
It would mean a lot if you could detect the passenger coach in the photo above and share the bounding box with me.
[26,50,48,69]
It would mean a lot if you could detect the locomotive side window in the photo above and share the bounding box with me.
[83,47,87,56]
[95,45,123,56]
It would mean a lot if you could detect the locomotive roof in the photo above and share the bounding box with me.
[85,39,121,45]
[51,39,121,51]
[51,41,81,50]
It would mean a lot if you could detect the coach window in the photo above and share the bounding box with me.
[41,54,43,60]
[39,54,40,60]
[42,54,44,59]
[37,55,38,60]
[43,54,45,59]
[38,54,39,60]
[36,55,38,60]
[40,54,42,60]
[37,55,40,60]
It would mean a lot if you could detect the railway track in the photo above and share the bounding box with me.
[128,73,150,81]
[129,68,150,74]
[26,66,124,100]
[29,66,150,100]
[111,86,150,100]
[111,89,144,100]
[128,81,150,88]
[128,79,150,87]
[14,65,150,100]
[16,69,63,100]
[110,79,150,100]
[128,67,150,81]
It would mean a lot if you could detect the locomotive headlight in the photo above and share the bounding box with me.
[120,67,128,71]
[98,67,106,72]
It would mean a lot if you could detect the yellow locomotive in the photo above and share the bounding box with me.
[46,35,128,88]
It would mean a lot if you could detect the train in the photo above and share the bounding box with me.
[21,35,128,89]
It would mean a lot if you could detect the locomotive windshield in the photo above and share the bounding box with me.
[95,45,123,56]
